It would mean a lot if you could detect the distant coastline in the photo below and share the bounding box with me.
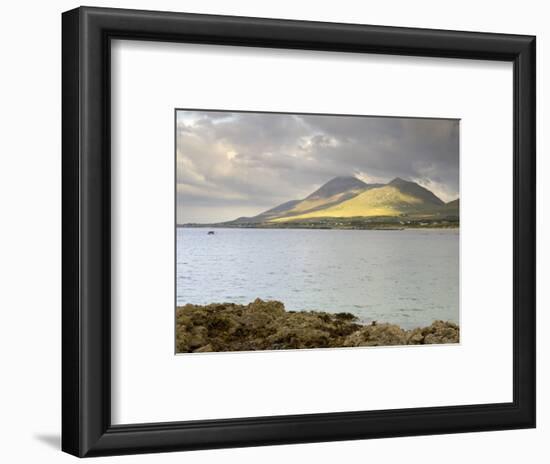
[178,176,458,231]
[177,219,459,230]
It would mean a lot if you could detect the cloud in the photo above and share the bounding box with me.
[176,111,459,223]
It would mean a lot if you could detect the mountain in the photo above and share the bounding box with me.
[387,177,444,207]
[269,177,449,223]
[219,176,458,227]
[305,176,369,199]
[444,198,459,209]
[232,176,378,223]
[440,198,459,217]
[230,199,302,224]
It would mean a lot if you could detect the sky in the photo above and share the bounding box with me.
[176,110,459,224]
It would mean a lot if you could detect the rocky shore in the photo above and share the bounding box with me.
[176,299,459,353]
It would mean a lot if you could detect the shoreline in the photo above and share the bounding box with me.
[176,299,459,353]
[177,224,459,231]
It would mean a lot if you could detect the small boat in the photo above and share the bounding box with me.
[207,231,215,235]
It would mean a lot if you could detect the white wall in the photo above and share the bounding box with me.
[0,1,546,463]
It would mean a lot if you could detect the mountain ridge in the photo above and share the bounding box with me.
[183,176,459,228]
[305,176,369,199]
[231,175,382,224]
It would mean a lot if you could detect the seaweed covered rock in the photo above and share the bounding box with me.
[343,322,408,347]
[175,299,459,353]
[407,320,459,345]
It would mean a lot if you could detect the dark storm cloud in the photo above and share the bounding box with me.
[176,111,459,223]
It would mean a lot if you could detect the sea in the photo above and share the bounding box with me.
[176,227,459,329]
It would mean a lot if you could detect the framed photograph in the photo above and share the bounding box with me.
[174,109,461,353]
[62,6,536,457]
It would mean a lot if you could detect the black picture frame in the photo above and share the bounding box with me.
[62,6,536,457]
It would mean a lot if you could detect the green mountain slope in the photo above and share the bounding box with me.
[438,199,459,218]
[232,176,378,223]
[223,176,458,226]
[277,176,382,217]
[270,178,450,222]
[387,177,444,207]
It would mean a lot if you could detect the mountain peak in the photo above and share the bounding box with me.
[389,177,408,185]
[332,175,361,181]
[224,173,455,225]
[306,176,367,200]
[388,177,444,206]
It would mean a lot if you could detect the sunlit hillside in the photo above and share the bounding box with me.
[269,177,450,222]
[187,176,459,228]
[271,185,425,221]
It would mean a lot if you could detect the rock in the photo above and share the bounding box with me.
[334,312,357,321]
[406,321,459,344]
[406,329,425,345]
[422,320,459,344]
[343,323,408,347]
[195,344,214,353]
[266,327,332,349]
[175,299,459,352]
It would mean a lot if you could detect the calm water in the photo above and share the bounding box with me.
[176,228,459,329]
